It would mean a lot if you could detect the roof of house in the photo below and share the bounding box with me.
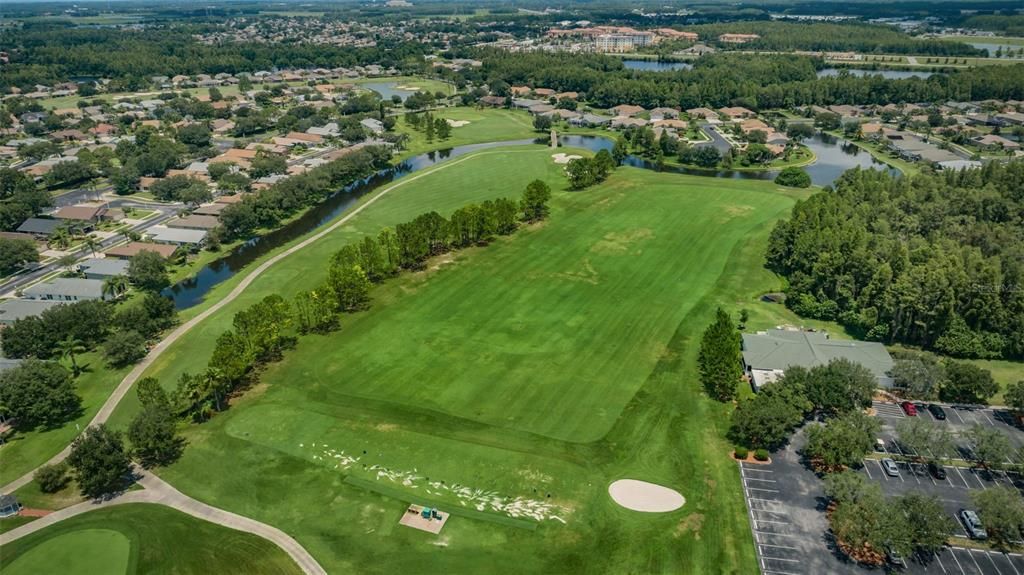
[166,215,220,230]
[147,225,208,244]
[0,299,62,324]
[0,494,19,509]
[53,205,105,221]
[24,278,107,300]
[193,203,228,216]
[104,242,177,259]
[611,104,645,116]
[16,218,62,235]
[78,257,130,277]
[741,329,893,380]
[214,194,245,204]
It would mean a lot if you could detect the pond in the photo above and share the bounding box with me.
[559,133,898,187]
[622,60,693,72]
[164,132,897,309]
[966,42,1024,58]
[361,81,418,102]
[816,68,935,80]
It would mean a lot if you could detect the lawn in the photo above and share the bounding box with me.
[0,352,130,486]
[109,146,805,573]
[395,107,538,157]
[0,503,301,575]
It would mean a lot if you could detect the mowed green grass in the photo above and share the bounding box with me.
[396,107,538,157]
[111,147,805,573]
[0,503,301,575]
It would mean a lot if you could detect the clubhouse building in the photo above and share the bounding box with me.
[741,328,894,392]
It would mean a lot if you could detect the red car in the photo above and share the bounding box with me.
[900,401,917,416]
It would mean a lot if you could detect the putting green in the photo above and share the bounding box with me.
[4,528,130,575]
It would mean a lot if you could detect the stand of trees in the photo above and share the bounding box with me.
[825,471,954,565]
[730,359,875,450]
[1,168,52,232]
[767,161,1024,360]
[564,150,615,190]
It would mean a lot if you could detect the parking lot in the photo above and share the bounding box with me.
[741,401,1024,575]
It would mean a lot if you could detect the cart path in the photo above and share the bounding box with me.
[1,148,501,495]
[0,471,327,575]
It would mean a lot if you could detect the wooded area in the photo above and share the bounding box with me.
[766,161,1024,360]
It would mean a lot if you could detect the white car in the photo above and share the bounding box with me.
[881,458,900,477]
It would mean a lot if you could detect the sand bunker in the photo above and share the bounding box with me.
[446,119,471,127]
[395,85,421,91]
[608,479,685,512]
[552,153,583,164]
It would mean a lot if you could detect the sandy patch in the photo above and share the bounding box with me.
[608,479,685,512]
[394,85,421,91]
[552,153,583,164]
[446,119,470,127]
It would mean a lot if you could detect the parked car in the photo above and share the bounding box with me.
[875,438,886,453]
[882,458,900,477]
[900,401,917,416]
[928,461,947,480]
[928,404,947,420]
[960,509,988,540]
[887,546,907,568]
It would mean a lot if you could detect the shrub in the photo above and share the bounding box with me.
[754,449,770,461]
[774,166,812,188]
[734,446,749,459]
[35,462,70,493]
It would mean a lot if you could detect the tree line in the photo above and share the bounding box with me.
[218,145,392,240]
[0,24,431,92]
[765,161,1024,360]
[469,50,1024,110]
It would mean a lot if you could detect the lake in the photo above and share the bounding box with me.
[622,60,693,72]
[967,42,1024,59]
[362,81,418,101]
[817,68,935,80]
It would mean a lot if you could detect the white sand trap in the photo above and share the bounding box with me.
[552,153,583,164]
[395,85,421,91]
[608,479,685,512]
[446,119,470,127]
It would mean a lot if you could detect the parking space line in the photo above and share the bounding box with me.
[759,543,799,550]
[863,460,873,479]
[742,467,774,473]
[744,477,778,483]
[954,466,972,489]
[754,519,789,525]
[984,550,1005,574]
[753,509,789,516]
[947,547,967,574]
[934,551,949,574]
[971,469,988,490]
[761,556,799,563]
[749,497,779,503]
[980,410,997,426]
[1007,553,1021,575]
[967,548,987,573]
[746,486,780,493]
[753,530,797,538]
[763,571,799,575]
[951,408,966,424]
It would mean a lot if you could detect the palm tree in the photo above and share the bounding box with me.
[49,228,71,250]
[102,275,129,299]
[84,235,101,256]
[56,336,86,377]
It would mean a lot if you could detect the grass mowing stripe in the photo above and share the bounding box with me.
[343,476,538,531]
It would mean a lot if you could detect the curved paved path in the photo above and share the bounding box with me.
[0,471,327,575]
[1,149,494,495]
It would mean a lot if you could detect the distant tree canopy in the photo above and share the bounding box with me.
[766,162,1024,360]
[0,25,431,92]
[473,50,1024,110]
